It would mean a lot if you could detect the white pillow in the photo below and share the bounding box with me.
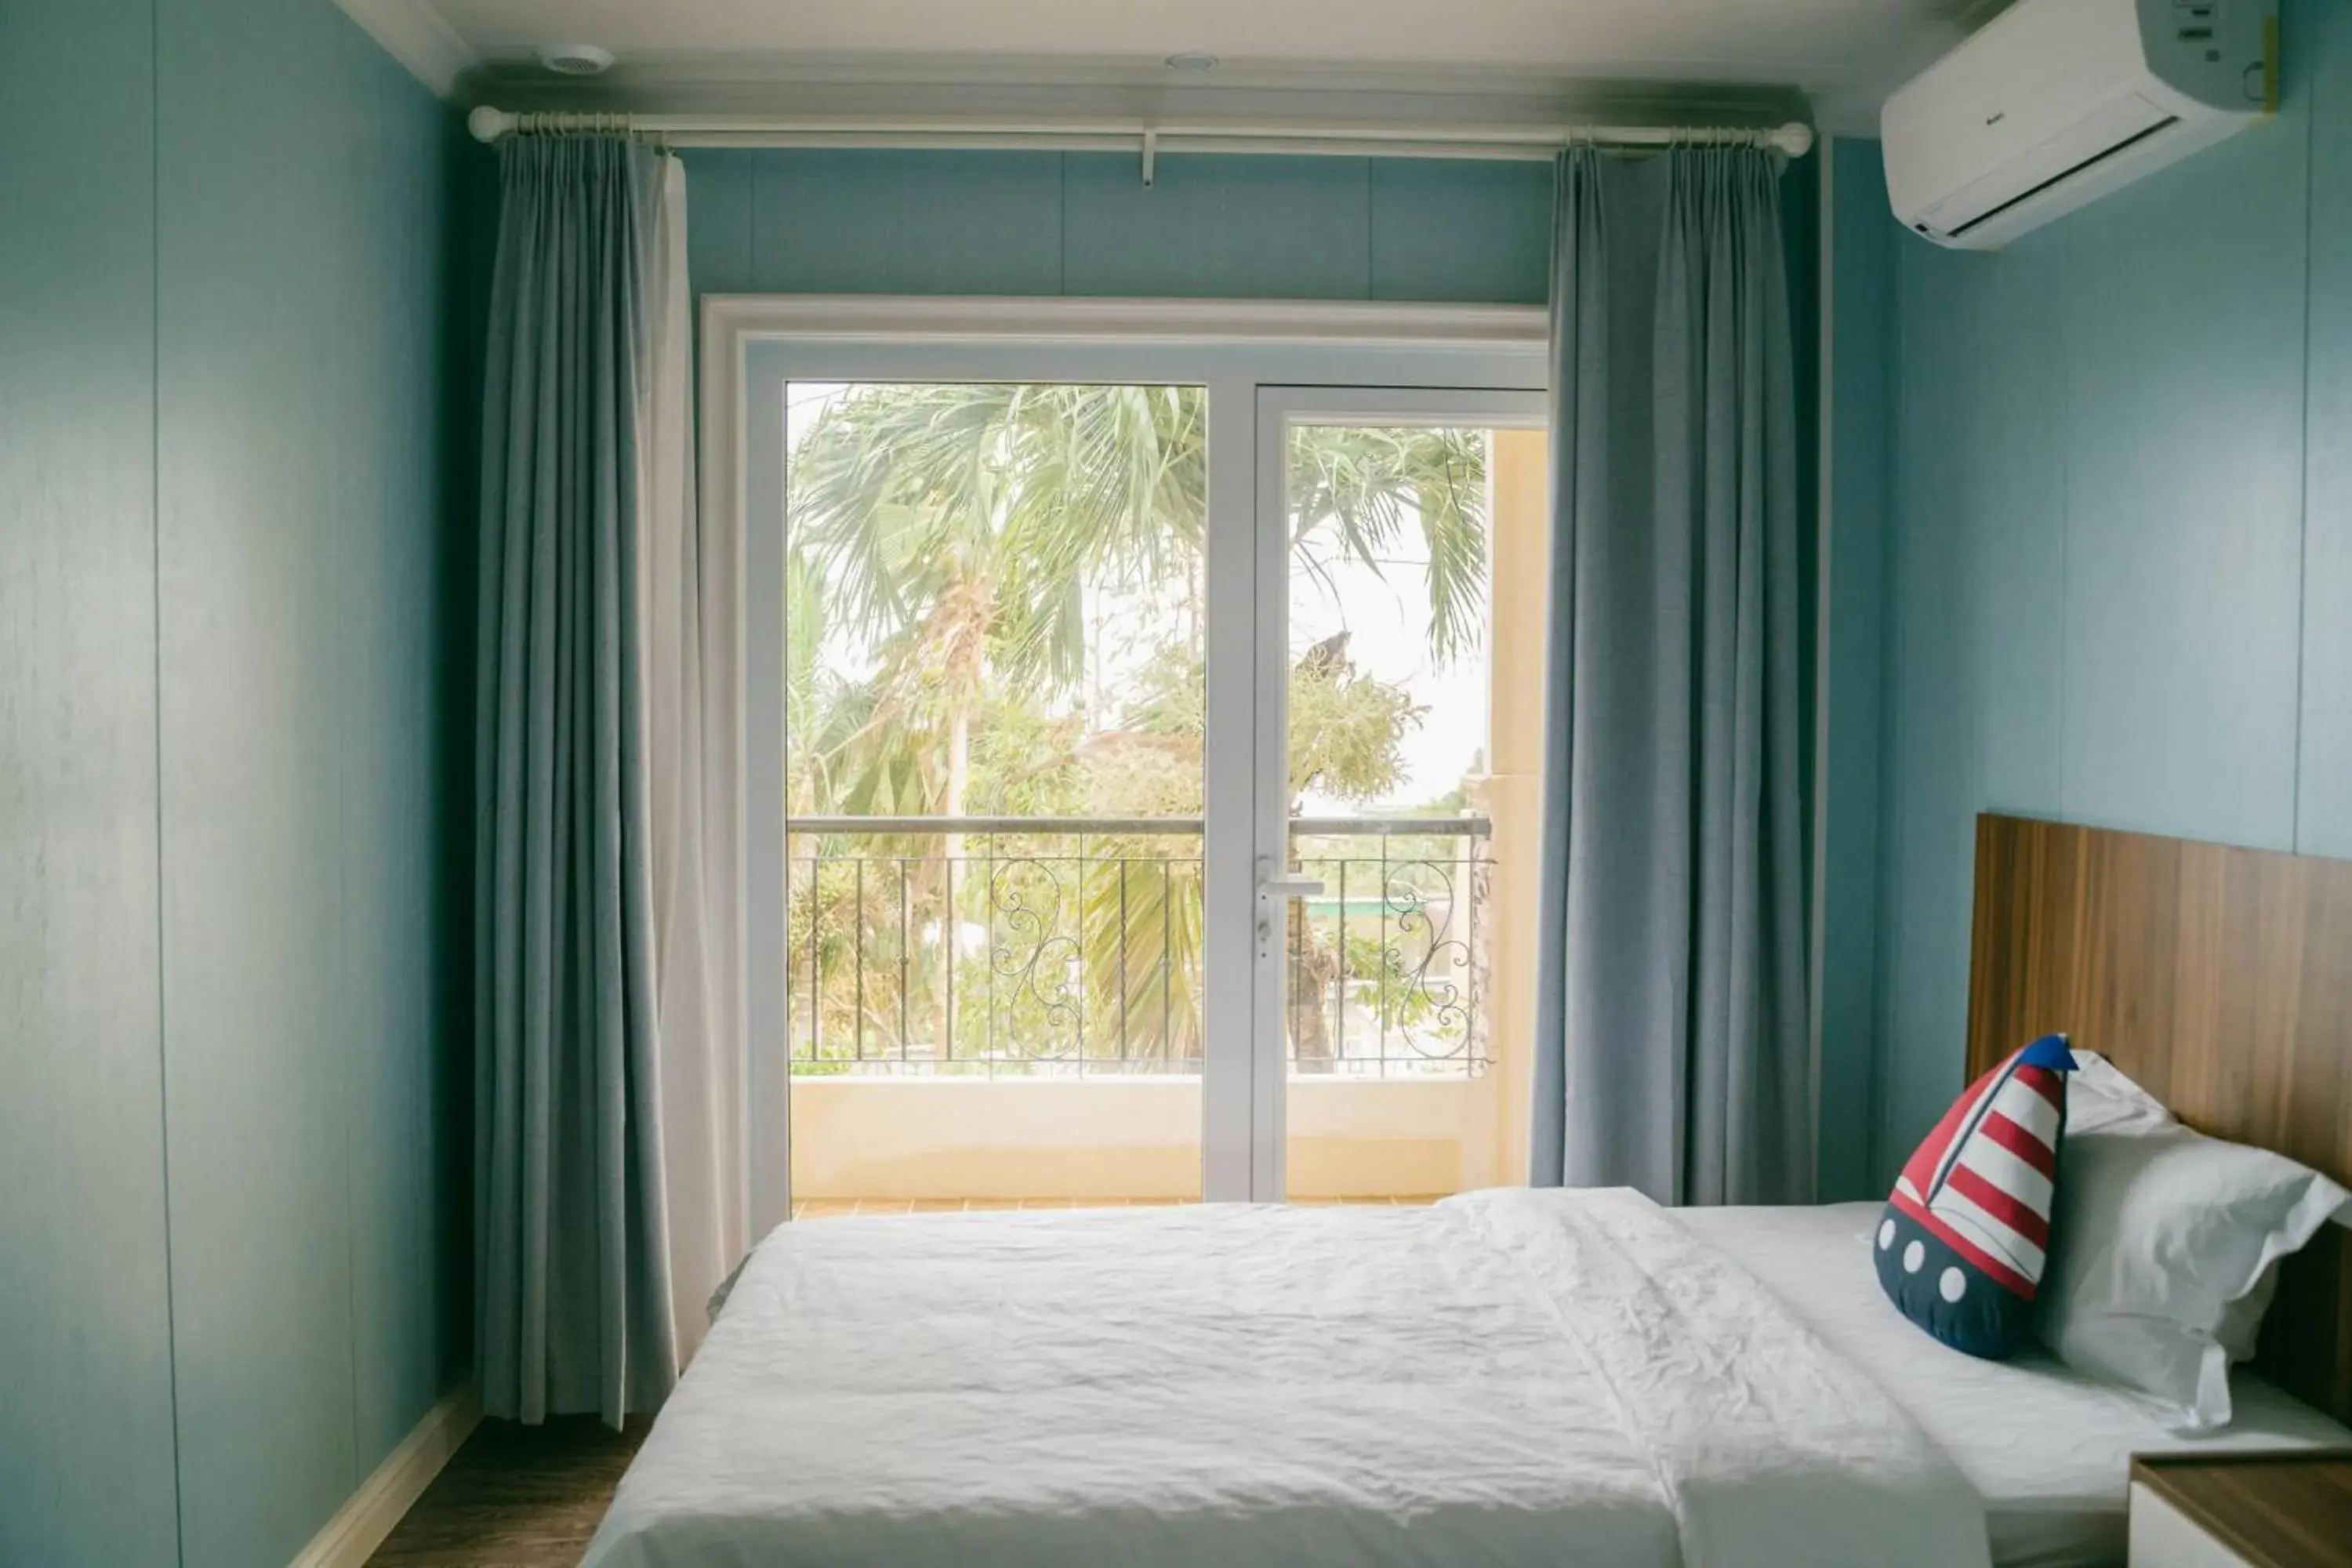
[2040,1052,2348,1430]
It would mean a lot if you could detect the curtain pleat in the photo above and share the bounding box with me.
[1531,147,1809,1206]
[476,135,679,1425]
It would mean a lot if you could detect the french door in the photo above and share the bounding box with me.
[1249,388,1548,1203]
[714,298,1544,1228]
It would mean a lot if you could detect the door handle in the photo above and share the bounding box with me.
[1255,873,1326,953]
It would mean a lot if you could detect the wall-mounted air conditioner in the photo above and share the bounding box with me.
[1883,0,2275,250]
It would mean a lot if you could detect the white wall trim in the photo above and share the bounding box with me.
[287,1387,481,1568]
[332,0,477,99]
[702,294,1549,349]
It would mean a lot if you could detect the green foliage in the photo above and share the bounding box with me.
[964,698,1087,818]
[1284,665,1421,807]
[1287,423,1489,666]
[1120,645,1423,808]
[790,382,1207,699]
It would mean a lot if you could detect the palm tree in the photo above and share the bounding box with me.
[789,383,1207,832]
[1284,423,1489,665]
[785,381,1487,1069]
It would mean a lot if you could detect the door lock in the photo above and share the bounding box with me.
[1254,868,1327,953]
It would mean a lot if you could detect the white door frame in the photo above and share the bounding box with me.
[702,295,1546,1232]
[1248,386,1550,1199]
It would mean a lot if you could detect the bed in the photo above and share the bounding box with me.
[583,815,2352,1568]
[1679,1203,2348,1568]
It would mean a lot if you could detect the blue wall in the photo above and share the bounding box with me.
[685,145,1820,310]
[1821,0,2352,1191]
[0,3,475,1564]
[682,149,1562,303]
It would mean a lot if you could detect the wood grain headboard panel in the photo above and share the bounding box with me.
[1965,813,2352,1424]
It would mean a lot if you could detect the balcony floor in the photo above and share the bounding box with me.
[789,1195,1439,1218]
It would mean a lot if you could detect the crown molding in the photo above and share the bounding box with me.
[333,0,477,99]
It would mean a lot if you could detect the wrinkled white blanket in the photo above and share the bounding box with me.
[583,1189,1990,1568]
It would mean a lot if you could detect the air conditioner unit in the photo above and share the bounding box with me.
[1882,0,2274,250]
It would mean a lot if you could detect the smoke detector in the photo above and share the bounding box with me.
[538,43,616,77]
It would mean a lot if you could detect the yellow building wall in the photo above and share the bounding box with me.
[1479,427,1552,1190]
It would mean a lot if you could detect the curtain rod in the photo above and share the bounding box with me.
[463,107,1815,169]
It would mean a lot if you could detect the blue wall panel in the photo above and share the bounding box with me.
[1367,160,1555,304]
[1875,220,2070,1181]
[155,2,468,1565]
[1826,0,2352,1180]
[1062,154,1372,298]
[0,3,183,1564]
[681,147,1563,304]
[684,148,761,296]
[2054,116,2309,851]
[0,2,471,1562]
[750,151,1066,296]
[158,3,362,1549]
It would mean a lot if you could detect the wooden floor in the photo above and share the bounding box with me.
[369,1417,648,1566]
[372,1196,1441,1564]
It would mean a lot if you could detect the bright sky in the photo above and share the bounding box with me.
[785,383,1490,813]
[1289,524,1489,817]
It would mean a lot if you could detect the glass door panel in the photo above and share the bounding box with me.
[782,381,1207,1213]
[1262,401,1549,1203]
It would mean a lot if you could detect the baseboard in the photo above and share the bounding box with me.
[289,1385,482,1568]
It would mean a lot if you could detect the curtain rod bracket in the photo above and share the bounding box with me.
[1141,128,1157,188]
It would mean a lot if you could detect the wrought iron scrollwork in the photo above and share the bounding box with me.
[987,858,1083,1054]
[1384,862,1472,1054]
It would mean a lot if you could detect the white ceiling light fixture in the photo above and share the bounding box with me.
[1163,53,1220,72]
[537,42,615,76]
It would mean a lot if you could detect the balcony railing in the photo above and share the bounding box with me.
[785,814,1491,1080]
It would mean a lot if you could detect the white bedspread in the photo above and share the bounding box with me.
[583,1188,1991,1568]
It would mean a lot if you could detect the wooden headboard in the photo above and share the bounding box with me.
[1965,813,2352,1422]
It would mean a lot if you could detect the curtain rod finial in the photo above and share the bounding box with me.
[1771,122,1815,158]
[470,106,514,143]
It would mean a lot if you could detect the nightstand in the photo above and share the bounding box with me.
[2130,1450,2352,1567]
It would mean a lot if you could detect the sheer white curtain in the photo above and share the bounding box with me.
[633,153,747,1363]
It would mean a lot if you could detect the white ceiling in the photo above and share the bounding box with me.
[339,0,2001,132]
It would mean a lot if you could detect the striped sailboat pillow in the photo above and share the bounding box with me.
[1876,1033,2078,1359]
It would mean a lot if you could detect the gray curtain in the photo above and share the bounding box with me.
[476,136,678,1425]
[1530,146,1809,1206]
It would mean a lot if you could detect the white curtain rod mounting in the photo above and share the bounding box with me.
[463,107,1816,169]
